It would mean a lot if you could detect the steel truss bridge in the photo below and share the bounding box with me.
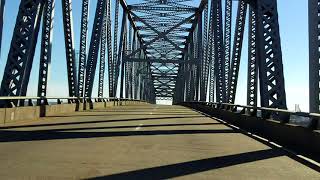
[0,0,319,178]
[0,0,318,112]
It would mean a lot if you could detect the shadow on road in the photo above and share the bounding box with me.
[88,148,286,180]
[0,129,238,143]
[0,116,205,130]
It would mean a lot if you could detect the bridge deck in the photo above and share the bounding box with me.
[0,104,319,179]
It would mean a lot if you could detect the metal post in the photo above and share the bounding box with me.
[224,0,232,99]
[255,0,287,109]
[98,10,107,97]
[212,0,225,103]
[309,0,320,113]
[0,0,43,102]
[247,4,258,106]
[78,0,90,97]
[62,0,78,97]
[0,0,5,56]
[114,10,127,97]
[84,0,107,97]
[227,1,247,103]
[37,0,55,104]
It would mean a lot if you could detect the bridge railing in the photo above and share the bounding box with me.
[0,97,145,108]
[0,97,146,125]
[180,101,320,162]
[181,101,320,130]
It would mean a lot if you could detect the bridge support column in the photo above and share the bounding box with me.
[309,0,320,113]
[255,0,287,109]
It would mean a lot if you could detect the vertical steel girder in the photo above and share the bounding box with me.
[106,0,113,97]
[227,1,247,103]
[196,11,203,101]
[309,0,320,113]
[98,11,107,97]
[207,0,215,102]
[125,61,129,98]
[62,0,78,97]
[212,0,225,103]
[255,0,287,108]
[78,0,90,97]
[247,5,258,106]
[37,0,55,102]
[84,0,106,97]
[125,25,133,99]
[131,31,137,99]
[119,22,127,99]
[200,4,209,101]
[0,0,43,100]
[186,36,194,101]
[0,0,5,56]
[111,0,120,97]
[224,0,232,98]
[209,62,215,102]
[114,10,127,98]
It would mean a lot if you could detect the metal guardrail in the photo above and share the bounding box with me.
[0,96,144,108]
[183,101,320,130]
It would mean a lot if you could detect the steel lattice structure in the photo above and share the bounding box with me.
[0,0,318,115]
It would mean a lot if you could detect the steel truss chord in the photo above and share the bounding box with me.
[255,0,287,109]
[114,10,127,98]
[195,11,202,101]
[0,0,43,103]
[309,0,320,113]
[131,31,138,99]
[247,5,258,106]
[84,0,107,97]
[111,0,120,97]
[0,0,5,56]
[78,0,90,97]
[200,3,209,101]
[209,60,215,102]
[62,0,78,97]
[37,0,55,104]
[106,0,113,97]
[125,24,133,99]
[227,0,247,104]
[212,0,225,103]
[224,0,232,100]
[207,0,215,103]
[98,10,107,97]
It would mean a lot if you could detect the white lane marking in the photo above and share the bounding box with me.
[135,124,143,130]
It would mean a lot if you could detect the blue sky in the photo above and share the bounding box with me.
[0,0,310,111]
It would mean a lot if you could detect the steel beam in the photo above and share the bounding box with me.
[224,0,232,98]
[111,0,119,97]
[113,9,127,97]
[212,0,225,103]
[98,10,107,97]
[62,0,78,97]
[84,0,107,97]
[37,0,55,104]
[78,0,90,97]
[227,1,247,103]
[0,0,43,102]
[247,5,258,106]
[106,0,113,97]
[309,0,320,113]
[0,0,5,56]
[255,0,287,108]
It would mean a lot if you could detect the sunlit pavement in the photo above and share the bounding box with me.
[0,104,319,179]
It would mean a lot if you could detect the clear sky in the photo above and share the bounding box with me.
[0,0,310,111]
